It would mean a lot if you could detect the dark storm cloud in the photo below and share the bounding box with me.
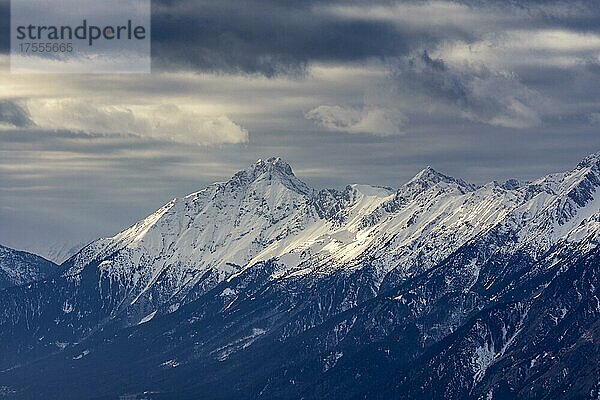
[148,0,600,75]
[2,0,599,75]
[391,51,542,128]
[150,0,464,75]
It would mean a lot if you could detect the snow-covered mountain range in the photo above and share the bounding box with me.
[0,153,599,399]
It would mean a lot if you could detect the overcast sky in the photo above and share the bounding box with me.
[1,0,600,255]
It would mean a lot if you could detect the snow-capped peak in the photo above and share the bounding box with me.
[409,165,442,182]
[406,166,477,192]
[229,157,312,196]
[253,157,294,175]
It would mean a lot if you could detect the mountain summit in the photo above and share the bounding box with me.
[230,156,312,195]
[250,156,295,176]
[1,153,599,399]
[406,165,477,193]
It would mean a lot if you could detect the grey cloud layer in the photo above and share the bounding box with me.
[151,0,411,75]
[149,0,600,73]
[1,0,599,252]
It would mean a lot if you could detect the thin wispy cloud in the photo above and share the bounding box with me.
[305,106,405,136]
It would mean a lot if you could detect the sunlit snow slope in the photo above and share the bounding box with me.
[60,154,600,323]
